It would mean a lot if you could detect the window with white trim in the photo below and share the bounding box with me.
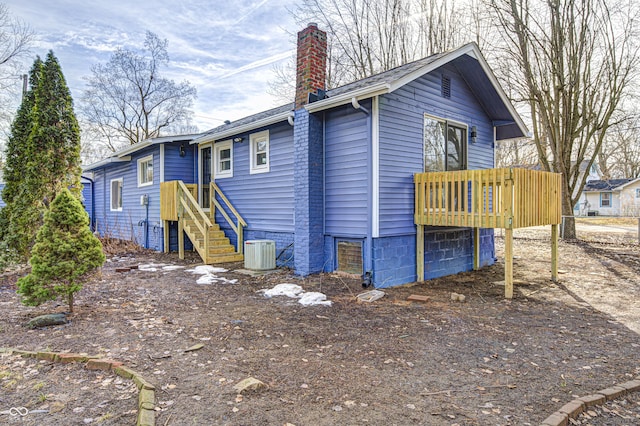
[250,130,269,174]
[137,155,153,187]
[600,192,612,207]
[110,178,123,211]
[214,140,233,178]
[423,114,467,172]
[636,188,640,198]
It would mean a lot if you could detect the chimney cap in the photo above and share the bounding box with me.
[307,22,318,28]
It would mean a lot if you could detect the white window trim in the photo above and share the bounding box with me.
[423,113,468,172]
[137,155,154,187]
[250,130,270,174]
[214,140,233,179]
[110,178,123,212]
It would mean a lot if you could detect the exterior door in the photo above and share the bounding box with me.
[200,145,212,209]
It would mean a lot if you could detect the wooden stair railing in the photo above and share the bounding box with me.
[176,181,214,262]
[210,182,247,253]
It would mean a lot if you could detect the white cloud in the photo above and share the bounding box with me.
[4,0,300,136]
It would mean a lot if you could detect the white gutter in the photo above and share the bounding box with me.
[192,111,292,145]
[82,156,131,172]
[304,83,390,113]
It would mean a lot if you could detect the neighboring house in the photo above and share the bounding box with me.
[159,24,528,288]
[580,178,640,216]
[83,135,198,251]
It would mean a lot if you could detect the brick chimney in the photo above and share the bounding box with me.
[295,23,327,109]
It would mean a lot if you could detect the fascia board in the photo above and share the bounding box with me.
[192,112,292,145]
[304,83,390,113]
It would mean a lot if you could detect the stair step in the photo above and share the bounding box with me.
[183,219,220,231]
[206,253,244,264]
[208,246,236,255]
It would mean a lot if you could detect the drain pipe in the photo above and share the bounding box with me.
[351,97,370,115]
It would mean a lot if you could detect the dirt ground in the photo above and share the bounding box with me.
[1,224,639,426]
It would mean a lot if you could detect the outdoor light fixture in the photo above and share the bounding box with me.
[470,126,477,143]
[179,144,186,157]
[233,137,244,143]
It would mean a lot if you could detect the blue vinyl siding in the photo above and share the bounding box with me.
[324,102,370,236]
[213,122,294,233]
[378,64,495,237]
[93,147,163,250]
[0,183,5,208]
[80,178,93,229]
[164,141,197,183]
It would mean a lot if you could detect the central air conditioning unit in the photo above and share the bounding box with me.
[244,240,276,270]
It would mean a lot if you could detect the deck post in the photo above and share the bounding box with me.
[163,220,169,253]
[505,228,513,298]
[473,227,480,270]
[177,185,185,260]
[416,224,424,281]
[551,223,559,281]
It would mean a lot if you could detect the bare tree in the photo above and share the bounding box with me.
[597,113,640,179]
[269,0,473,100]
[487,0,640,238]
[495,138,539,168]
[0,4,33,140]
[81,31,197,149]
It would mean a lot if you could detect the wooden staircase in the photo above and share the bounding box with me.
[182,219,244,263]
[160,180,246,265]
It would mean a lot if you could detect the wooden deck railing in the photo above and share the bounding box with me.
[414,168,561,229]
[176,181,213,261]
[414,167,562,298]
[210,182,247,253]
[160,181,197,221]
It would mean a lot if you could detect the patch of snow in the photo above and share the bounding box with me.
[162,265,185,271]
[139,263,168,272]
[187,265,228,275]
[196,275,237,285]
[298,292,332,306]
[261,284,331,307]
[261,283,304,298]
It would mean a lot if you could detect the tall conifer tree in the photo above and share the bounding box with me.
[0,57,41,241]
[4,51,82,258]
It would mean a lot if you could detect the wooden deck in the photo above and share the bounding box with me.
[414,168,562,298]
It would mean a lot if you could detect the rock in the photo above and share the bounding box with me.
[233,377,267,393]
[450,293,466,302]
[25,313,68,329]
[184,343,204,352]
[356,290,385,303]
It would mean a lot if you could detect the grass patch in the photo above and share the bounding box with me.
[576,217,639,226]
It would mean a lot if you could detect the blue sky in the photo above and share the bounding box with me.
[5,0,300,131]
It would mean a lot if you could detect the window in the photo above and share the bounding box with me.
[200,145,212,208]
[636,188,640,198]
[250,130,269,174]
[137,155,153,187]
[600,192,612,207]
[214,140,233,178]
[423,114,467,172]
[110,178,123,211]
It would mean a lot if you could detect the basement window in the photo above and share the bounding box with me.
[337,240,363,275]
